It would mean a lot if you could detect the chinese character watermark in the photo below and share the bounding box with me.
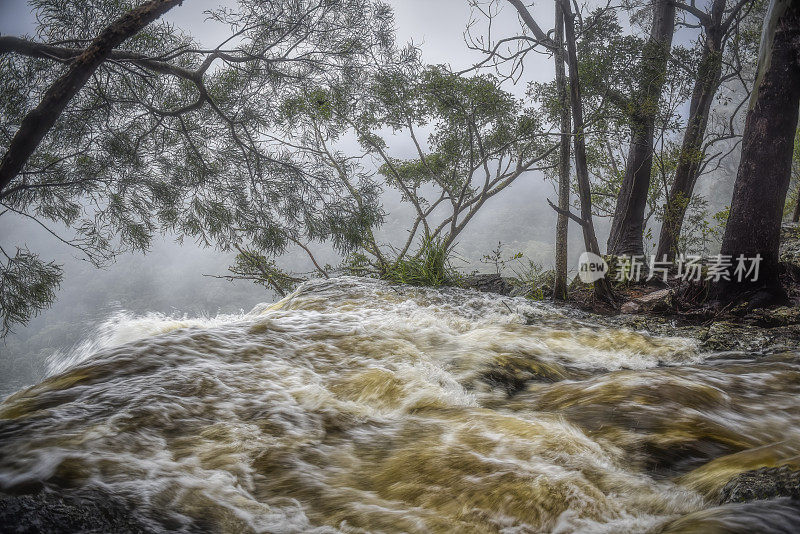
[581,254,761,283]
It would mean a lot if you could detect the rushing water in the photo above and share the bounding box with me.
[1,277,799,533]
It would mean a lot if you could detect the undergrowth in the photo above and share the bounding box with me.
[379,238,461,287]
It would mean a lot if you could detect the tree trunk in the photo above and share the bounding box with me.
[712,0,800,305]
[561,0,615,303]
[0,0,184,196]
[608,120,654,256]
[607,0,676,256]
[553,0,571,301]
[657,0,726,261]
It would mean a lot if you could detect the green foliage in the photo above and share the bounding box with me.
[379,238,460,288]
[477,241,547,300]
[279,59,550,277]
[480,242,523,276]
[227,248,305,298]
[675,197,728,256]
[531,7,694,223]
[509,259,548,301]
[367,66,542,195]
[577,9,645,119]
[342,251,376,278]
[1,0,401,335]
[0,248,62,337]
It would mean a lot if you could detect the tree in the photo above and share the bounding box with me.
[273,65,557,276]
[0,0,400,334]
[0,0,184,194]
[499,0,615,301]
[463,0,615,301]
[606,0,676,257]
[656,0,763,260]
[712,0,800,305]
[558,0,615,302]
[477,2,689,268]
[553,0,571,301]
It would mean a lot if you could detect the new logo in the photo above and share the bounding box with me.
[578,252,609,283]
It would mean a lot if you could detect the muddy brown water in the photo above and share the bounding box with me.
[1,277,799,533]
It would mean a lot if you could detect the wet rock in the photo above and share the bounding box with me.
[701,322,746,352]
[0,490,157,533]
[719,466,800,504]
[698,321,800,353]
[637,289,673,312]
[582,304,800,354]
[639,288,672,303]
[747,306,800,328]
[460,274,514,296]
[619,289,673,316]
[620,301,640,314]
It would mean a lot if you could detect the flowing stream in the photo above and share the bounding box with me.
[1,277,799,533]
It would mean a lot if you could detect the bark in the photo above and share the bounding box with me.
[508,0,557,49]
[0,0,184,196]
[561,0,615,303]
[607,0,676,256]
[657,0,726,261]
[712,0,800,305]
[553,0,571,301]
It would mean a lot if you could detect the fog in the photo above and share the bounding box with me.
[0,0,738,396]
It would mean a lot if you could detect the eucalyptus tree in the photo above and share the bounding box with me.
[712,0,800,305]
[467,0,615,302]
[275,65,558,276]
[556,0,616,302]
[605,0,676,257]
[0,0,183,193]
[537,6,693,228]
[466,0,572,299]
[0,0,400,335]
[506,0,616,301]
[656,0,765,260]
[552,0,571,300]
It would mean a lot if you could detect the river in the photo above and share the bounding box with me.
[1,277,799,533]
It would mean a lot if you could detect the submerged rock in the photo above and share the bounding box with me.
[478,353,571,395]
[719,466,800,504]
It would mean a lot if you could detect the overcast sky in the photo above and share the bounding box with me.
[0,0,554,92]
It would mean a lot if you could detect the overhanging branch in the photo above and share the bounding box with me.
[547,198,586,227]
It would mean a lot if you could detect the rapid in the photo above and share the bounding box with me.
[1,277,799,533]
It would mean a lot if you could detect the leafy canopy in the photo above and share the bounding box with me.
[0,0,401,334]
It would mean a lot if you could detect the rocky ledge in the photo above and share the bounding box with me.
[0,489,167,534]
